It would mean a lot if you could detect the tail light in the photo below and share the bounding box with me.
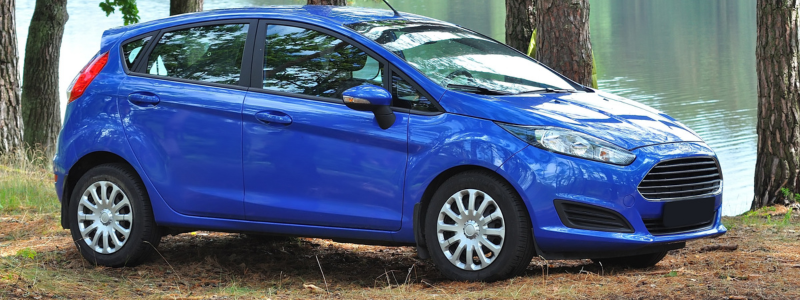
[67,52,109,103]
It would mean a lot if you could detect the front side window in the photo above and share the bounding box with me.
[263,25,384,98]
[146,23,249,85]
[122,36,152,70]
[349,20,575,94]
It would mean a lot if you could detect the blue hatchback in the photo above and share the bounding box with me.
[54,6,726,281]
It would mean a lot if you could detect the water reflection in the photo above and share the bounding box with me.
[591,0,756,215]
[14,0,755,215]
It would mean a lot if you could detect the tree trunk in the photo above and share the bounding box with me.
[505,0,536,54]
[170,0,203,16]
[22,0,67,156]
[307,0,346,5]
[752,0,800,209]
[0,0,24,154]
[535,0,593,87]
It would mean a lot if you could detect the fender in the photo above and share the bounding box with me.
[397,112,530,244]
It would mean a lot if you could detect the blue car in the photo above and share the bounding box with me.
[55,5,726,281]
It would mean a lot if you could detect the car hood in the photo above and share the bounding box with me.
[437,90,702,150]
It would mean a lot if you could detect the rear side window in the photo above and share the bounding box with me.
[263,25,384,99]
[121,36,152,70]
[146,23,249,85]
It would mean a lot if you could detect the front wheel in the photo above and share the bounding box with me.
[69,163,161,267]
[424,171,535,282]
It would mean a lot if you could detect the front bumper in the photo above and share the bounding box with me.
[498,142,727,259]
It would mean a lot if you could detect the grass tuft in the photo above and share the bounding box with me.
[0,149,58,215]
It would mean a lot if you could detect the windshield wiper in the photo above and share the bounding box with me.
[446,84,512,95]
[517,87,576,94]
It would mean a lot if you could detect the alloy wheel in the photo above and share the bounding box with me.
[436,189,506,271]
[76,181,133,254]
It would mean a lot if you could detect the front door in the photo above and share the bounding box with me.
[242,23,408,230]
[118,20,255,219]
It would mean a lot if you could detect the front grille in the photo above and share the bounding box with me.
[554,200,633,233]
[638,157,722,200]
[643,217,714,235]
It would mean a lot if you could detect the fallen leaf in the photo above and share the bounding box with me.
[303,283,326,294]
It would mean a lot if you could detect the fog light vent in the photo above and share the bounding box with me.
[554,200,634,233]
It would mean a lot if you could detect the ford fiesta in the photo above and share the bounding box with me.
[55,5,726,281]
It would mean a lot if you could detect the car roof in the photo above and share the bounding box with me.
[110,5,443,39]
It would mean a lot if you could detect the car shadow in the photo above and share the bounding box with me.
[147,233,630,284]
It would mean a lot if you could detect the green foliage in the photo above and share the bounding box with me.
[99,0,140,25]
[527,29,536,57]
[665,271,678,277]
[780,187,800,203]
[16,248,37,259]
[0,150,58,215]
[591,49,598,88]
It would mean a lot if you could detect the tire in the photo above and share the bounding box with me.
[424,170,535,282]
[592,251,668,269]
[69,163,161,267]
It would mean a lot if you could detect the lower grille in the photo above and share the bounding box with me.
[643,217,714,235]
[554,200,633,233]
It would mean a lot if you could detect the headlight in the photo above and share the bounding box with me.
[498,124,636,165]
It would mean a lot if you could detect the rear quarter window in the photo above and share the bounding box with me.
[121,36,152,70]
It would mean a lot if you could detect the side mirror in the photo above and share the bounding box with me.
[342,85,396,129]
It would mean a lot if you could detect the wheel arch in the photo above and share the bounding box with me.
[60,151,140,229]
[413,165,532,256]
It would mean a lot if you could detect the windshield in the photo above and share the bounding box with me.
[348,20,576,94]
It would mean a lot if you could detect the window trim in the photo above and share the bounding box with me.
[388,65,444,114]
[249,19,445,114]
[249,19,391,104]
[120,32,157,74]
[129,19,258,89]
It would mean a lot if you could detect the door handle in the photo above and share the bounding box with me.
[128,93,160,106]
[255,111,292,125]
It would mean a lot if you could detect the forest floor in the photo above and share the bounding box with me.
[2,157,800,299]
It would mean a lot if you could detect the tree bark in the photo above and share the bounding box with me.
[505,0,536,54]
[752,0,800,209]
[0,0,24,154]
[170,0,203,16]
[535,0,593,86]
[22,0,67,156]
[307,0,346,5]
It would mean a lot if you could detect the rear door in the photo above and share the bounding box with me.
[241,21,409,230]
[117,20,256,219]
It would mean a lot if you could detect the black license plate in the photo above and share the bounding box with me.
[662,197,715,228]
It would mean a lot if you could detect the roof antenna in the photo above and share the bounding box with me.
[382,0,401,17]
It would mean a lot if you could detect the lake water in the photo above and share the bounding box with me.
[14,0,756,216]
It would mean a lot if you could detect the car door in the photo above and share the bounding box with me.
[241,21,408,231]
[117,20,257,219]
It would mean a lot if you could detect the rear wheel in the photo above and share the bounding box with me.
[592,251,668,268]
[69,163,161,267]
[424,171,534,281]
